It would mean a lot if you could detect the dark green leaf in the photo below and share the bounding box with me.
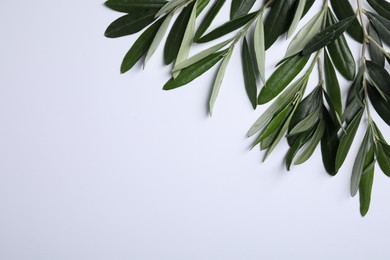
[335,109,364,171]
[359,144,375,216]
[367,22,385,66]
[329,0,364,42]
[164,4,193,65]
[302,15,355,55]
[286,127,314,170]
[120,18,165,73]
[344,66,365,123]
[367,0,390,21]
[367,83,390,126]
[321,106,340,176]
[105,0,167,13]
[366,12,390,45]
[230,0,256,20]
[264,0,290,49]
[163,51,226,90]
[196,12,257,43]
[258,105,292,144]
[258,54,310,104]
[194,0,226,41]
[366,60,390,97]
[196,0,211,16]
[376,142,390,177]
[326,9,356,80]
[105,9,158,38]
[324,50,342,117]
[302,0,315,17]
[242,37,258,109]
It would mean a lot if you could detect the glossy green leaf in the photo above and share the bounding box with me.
[194,0,226,41]
[289,106,321,135]
[254,13,266,83]
[367,0,390,21]
[367,83,390,126]
[164,4,193,64]
[335,109,364,171]
[294,120,325,165]
[257,105,292,144]
[258,54,310,104]
[324,50,342,117]
[351,128,372,197]
[359,144,375,216]
[376,142,390,177]
[242,38,258,109]
[366,12,390,45]
[329,0,364,42]
[287,0,307,39]
[286,127,314,170]
[155,0,188,17]
[120,18,165,73]
[326,9,356,80]
[163,50,225,90]
[196,12,257,43]
[264,0,290,49]
[344,66,365,123]
[367,22,385,67]
[230,0,256,20]
[209,50,233,115]
[105,0,167,13]
[366,61,390,98]
[105,9,158,38]
[302,15,355,55]
[321,107,340,176]
[196,0,210,16]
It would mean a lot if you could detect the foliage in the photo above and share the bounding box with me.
[104,0,390,217]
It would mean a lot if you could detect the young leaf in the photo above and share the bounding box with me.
[287,0,307,39]
[302,15,355,55]
[105,0,167,13]
[105,9,158,38]
[294,120,325,165]
[230,0,256,20]
[326,9,356,80]
[163,51,226,90]
[324,50,342,117]
[209,50,233,115]
[335,109,364,171]
[359,145,375,216]
[242,38,258,109]
[367,0,390,21]
[254,13,266,84]
[258,54,310,104]
[329,0,364,43]
[264,0,290,49]
[196,12,257,43]
[351,128,372,197]
[164,4,193,65]
[121,18,165,73]
[367,22,385,67]
[194,0,226,41]
[366,12,390,45]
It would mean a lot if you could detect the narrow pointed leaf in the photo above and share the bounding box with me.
[367,84,390,126]
[196,0,210,16]
[242,38,258,109]
[324,50,342,117]
[359,145,375,216]
[367,22,385,67]
[321,107,340,175]
[258,105,292,143]
[366,12,390,45]
[230,0,256,20]
[295,120,325,165]
[366,61,390,97]
[254,13,266,83]
[264,0,290,49]
[194,0,226,42]
[289,106,321,135]
[156,0,188,17]
[367,0,390,21]
[286,128,314,170]
[287,0,306,38]
[105,0,167,13]
[376,142,390,177]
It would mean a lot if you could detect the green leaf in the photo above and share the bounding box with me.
[366,12,390,45]
[321,107,340,176]
[367,83,390,126]
[359,144,375,216]
[196,12,257,43]
[194,0,226,42]
[344,66,365,123]
[324,50,342,117]
[105,9,158,38]
[294,120,325,165]
[367,0,390,21]
[257,105,292,144]
[105,0,167,13]
[284,9,326,58]
[209,50,233,115]
[254,13,266,84]
[302,15,355,55]
[376,142,390,177]
[121,18,165,73]
[326,9,356,80]
[286,127,314,170]
[329,0,364,43]
[248,76,308,137]
[367,22,385,67]
[242,38,258,109]
[289,106,321,135]
[351,128,372,197]
[156,0,189,17]
[335,109,364,171]
[258,54,310,104]
[287,0,307,39]
[164,4,193,64]
[163,50,226,90]
[366,60,390,98]
[264,0,290,49]
[230,0,256,20]
[196,0,210,16]
[173,1,197,78]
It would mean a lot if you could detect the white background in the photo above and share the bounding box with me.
[1,0,390,259]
